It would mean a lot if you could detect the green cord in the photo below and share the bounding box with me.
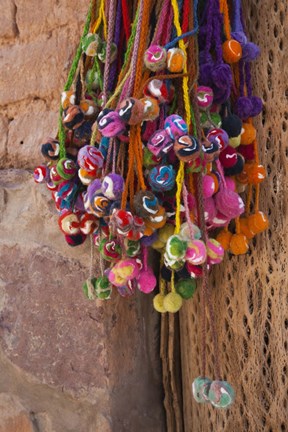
[58,1,93,158]
[122,7,139,72]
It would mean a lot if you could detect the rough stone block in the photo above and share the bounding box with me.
[0,394,34,432]
[1,0,17,40]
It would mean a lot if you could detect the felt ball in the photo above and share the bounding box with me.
[174,135,200,162]
[222,39,242,63]
[57,180,78,210]
[143,147,162,168]
[249,96,263,117]
[240,123,257,145]
[216,230,233,251]
[213,85,231,105]
[143,79,174,104]
[208,380,235,409]
[46,181,58,191]
[247,212,269,234]
[86,68,101,90]
[192,377,212,403]
[206,128,229,151]
[82,278,97,300]
[242,42,260,61]
[78,168,96,185]
[133,190,159,218]
[211,63,232,89]
[110,209,134,236]
[109,258,140,286]
[225,176,236,191]
[80,99,98,119]
[221,114,242,138]
[200,112,222,129]
[229,233,249,255]
[140,97,160,121]
[164,115,188,140]
[82,33,102,56]
[206,238,224,264]
[77,145,104,172]
[33,165,50,183]
[41,138,60,161]
[80,213,99,235]
[137,268,157,293]
[65,232,86,246]
[153,294,167,313]
[239,217,255,239]
[99,238,122,261]
[50,165,64,185]
[209,211,230,229]
[165,235,187,261]
[246,163,266,184]
[144,45,167,71]
[144,206,167,231]
[147,129,173,156]
[215,188,245,219]
[61,90,76,110]
[124,239,141,257]
[202,175,217,198]
[95,275,112,300]
[234,96,253,120]
[202,138,220,163]
[238,144,255,161]
[163,292,183,313]
[164,257,185,272]
[97,109,126,137]
[219,146,237,168]
[63,105,85,130]
[86,193,110,218]
[179,222,201,241]
[204,197,217,223]
[175,278,196,299]
[118,98,145,125]
[58,211,80,235]
[196,86,214,110]
[167,48,185,73]
[224,154,245,176]
[185,240,207,265]
[73,121,92,143]
[98,41,117,63]
[186,263,203,278]
[102,173,124,200]
[148,165,176,192]
[56,158,77,180]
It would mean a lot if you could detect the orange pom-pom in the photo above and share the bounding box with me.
[167,48,185,73]
[240,123,257,145]
[248,212,269,234]
[246,163,266,184]
[236,166,249,185]
[222,40,242,64]
[229,233,249,255]
[216,230,232,251]
[239,217,255,240]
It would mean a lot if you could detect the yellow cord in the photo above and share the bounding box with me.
[92,0,107,39]
[171,271,176,293]
[175,161,185,234]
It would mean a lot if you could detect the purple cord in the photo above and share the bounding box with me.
[108,0,122,92]
[212,1,223,64]
[232,0,243,32]
[245,62,253,97]
[153,0,170,45]
[204,0,214,63]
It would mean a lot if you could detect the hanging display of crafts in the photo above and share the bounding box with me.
[34,0,268,409]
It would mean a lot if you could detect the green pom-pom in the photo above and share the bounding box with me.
[82,278,97,300]
[166,235,187,260]
[200,112,222,129]
[124,239,141,257]
[86,69,102,90]
[95,276,112,300]
[82,33,102,56]
[175,278,196,299]
[98,42,117,63]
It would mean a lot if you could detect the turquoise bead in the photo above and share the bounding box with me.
[192,377,212,403]
[208,380,235,408]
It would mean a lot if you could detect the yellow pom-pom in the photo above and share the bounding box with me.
[153,294,167,313]
[216,230,232,251]
[229,233,249,255]
[151,239,165,250]
[158,224,175,243]
[163,292,183,313]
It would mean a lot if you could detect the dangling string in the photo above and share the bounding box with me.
[219,0,231,40]
[102,0,117,105]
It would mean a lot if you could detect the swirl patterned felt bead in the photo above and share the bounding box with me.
[208,381,235,409]
[65,232,86,247]
[124,239,141,257]
[108,259,140,287]
[147,129,173,156]
[63,105,85,130]
[41,138,60,161]
[82,278,97,300]
[56,158,77,180]
[78,168,97,185]
[164,114,188,140]
[202,138,220,163]
[118,98,145,125]
[99,238,122,261]
[165,235,187,261]
[82,33,102,56]
[90,194,110,218]
[143,79,174,104]
[206,239,224,264]
[185,240,207,265]
[79,213,99,235]
[140,97,160,122]
[61,91,76,110]
[133,190,159,218]
[144,45,167,71]
[110,209,134,236]
[95,276,112,300]
[196,86,214,111]
[80,99,98,119]
[33,165,50,183]
[97,109,126,137]
[206,128,229,152]
[58,211,80,235]
[167,48,185,73]
[174,135,200,162]
[50,165,64,185]
[77,145,104,172]
[148,165,176,192]
[101,174,124,200]
[192,377,212,403]
[57,180,78,210]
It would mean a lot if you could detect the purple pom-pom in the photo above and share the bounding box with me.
[199,63,214,87]
[234,96,253,120]
[249,96,263,117]
[242,42,260,61]
[213,86,231,105]
[211,64,232,89]
[231,31,248,45]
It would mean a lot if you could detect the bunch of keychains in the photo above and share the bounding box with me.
[34,0,268,408]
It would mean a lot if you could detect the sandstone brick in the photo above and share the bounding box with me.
[1,0,17,40]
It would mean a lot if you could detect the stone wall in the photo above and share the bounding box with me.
[0,2,165,431]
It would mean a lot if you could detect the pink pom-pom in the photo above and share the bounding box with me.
[137,269,157,293]
[204,197,217,223]
[202,175,217,198]
[185,240,207,265]
[215,188,245,219]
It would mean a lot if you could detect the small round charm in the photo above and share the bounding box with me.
[222,39,242,63]
[148,165,176,192]
[208,380,235,408]
[196,86,214,111]
[144,45,167,71]
[82,33,102,56]
[174,135,200,162]
[192,377,212,403]
[167,48,185,73]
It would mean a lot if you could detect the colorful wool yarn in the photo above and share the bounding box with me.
[34,0,268,411]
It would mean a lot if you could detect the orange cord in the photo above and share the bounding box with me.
[219,0,231,40]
